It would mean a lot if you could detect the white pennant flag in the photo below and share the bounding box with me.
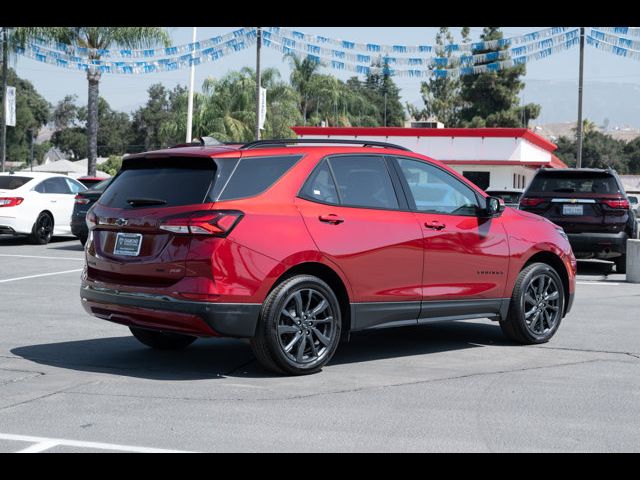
[259,87,267,130]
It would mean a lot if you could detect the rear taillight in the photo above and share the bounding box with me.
[0,197,24,207]
[160,210,243,237]
[75,194,91,205]
[86,210,97,230]
[601,199,630,209]
[520,197,546,207]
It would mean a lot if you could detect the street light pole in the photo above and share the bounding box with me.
[576,26,585,168]
[1,27,8,173]
[255,27,262,141]
[186,27,197,143]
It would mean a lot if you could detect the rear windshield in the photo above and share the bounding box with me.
[99,157,216,209]
[487,191,522,204]
[0,176,32,190]
[528,172,621,194]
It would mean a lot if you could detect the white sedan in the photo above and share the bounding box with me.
[0,172,87,244]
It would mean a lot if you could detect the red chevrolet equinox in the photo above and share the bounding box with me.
[80,139,576,375]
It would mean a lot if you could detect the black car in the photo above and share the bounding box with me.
[519,167,637,273]
[71,178,112,245]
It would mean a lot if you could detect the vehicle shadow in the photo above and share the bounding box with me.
[576,259,614,278]
[11,320,511,380]
[0,236,77,247]
[47,242,84,252]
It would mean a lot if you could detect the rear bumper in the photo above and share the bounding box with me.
[71,215,88,239]
[80,284,261,338]
[0,214,31,235]
[567,231,628,258]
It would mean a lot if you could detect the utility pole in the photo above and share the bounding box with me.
[255,27,262,141]
[186,27,197,143]
[29,128,34,171]
[576,26,585,168]
[1,27,8,173]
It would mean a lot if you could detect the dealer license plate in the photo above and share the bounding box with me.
[114,232,142,256]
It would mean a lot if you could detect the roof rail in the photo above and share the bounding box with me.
[239,138,411,151]
[170,136,228,149]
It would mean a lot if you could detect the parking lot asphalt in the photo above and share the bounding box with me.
[0,235,638,452]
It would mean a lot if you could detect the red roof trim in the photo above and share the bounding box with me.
[442,160,548,166]
[550,154,568,168]
[291,126,558,153]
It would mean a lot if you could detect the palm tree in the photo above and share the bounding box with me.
[287,54,323,125]
[194,67,301,142]
[16,28,170,176]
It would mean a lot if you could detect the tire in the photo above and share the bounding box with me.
[129,327,197,350]
[250,275,342,375]
[500,262,565,345]
[615,255,627,274]
[28,212,54,245]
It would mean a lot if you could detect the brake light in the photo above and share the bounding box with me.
[86,210,97,230]
[520,197,546,207]
[0,197,24,207]
[601,199,630,209]
[75,194,91,205]
[160,210,243,237]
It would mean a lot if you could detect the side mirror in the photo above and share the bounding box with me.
[484,196,506,217]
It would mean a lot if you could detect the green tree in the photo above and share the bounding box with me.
[96,154,123,176]
[555,126,630,172]
[18,28,170,176]
[458,27,541,127]
[410,27,465,127]
[159,68,302,143]
[51,95,133,159]
[361,59,404,126]
[131,83,187,151]
[2,68,51,165]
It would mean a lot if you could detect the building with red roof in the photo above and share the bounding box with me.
[291,126,568,191]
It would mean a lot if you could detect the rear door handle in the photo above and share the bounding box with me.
[319,214,345,225]
[424,221,446,230]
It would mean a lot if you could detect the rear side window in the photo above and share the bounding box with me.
[0,176,32,190]
[328,155,399,209]
[528,172,621,194]
[300,160,339,204]
[38,177,72,194]
[100,157,216,209]
[217,155,301,201]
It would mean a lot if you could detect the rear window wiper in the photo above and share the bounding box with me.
[552,188,576,193]
[126,198,167,207]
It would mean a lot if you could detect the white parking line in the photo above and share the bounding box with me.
[0,254,84,261]
[0,269,83,283]
[576,281,622,286]
[0,433,192,453]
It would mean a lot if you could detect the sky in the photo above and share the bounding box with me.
[11,26,640,125]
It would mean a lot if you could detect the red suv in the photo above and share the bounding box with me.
[80,139,576,375]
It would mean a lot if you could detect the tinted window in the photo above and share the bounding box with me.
[65,178,87,193]
[218,155,301,201]
[100,157,216,209]
[300,160,339,204]
[40,177,72,194]
[328,155,399,209]
[0,176,32,190]
[397,158,479,215]
[208,158,240,200]
[529,172,621,194]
